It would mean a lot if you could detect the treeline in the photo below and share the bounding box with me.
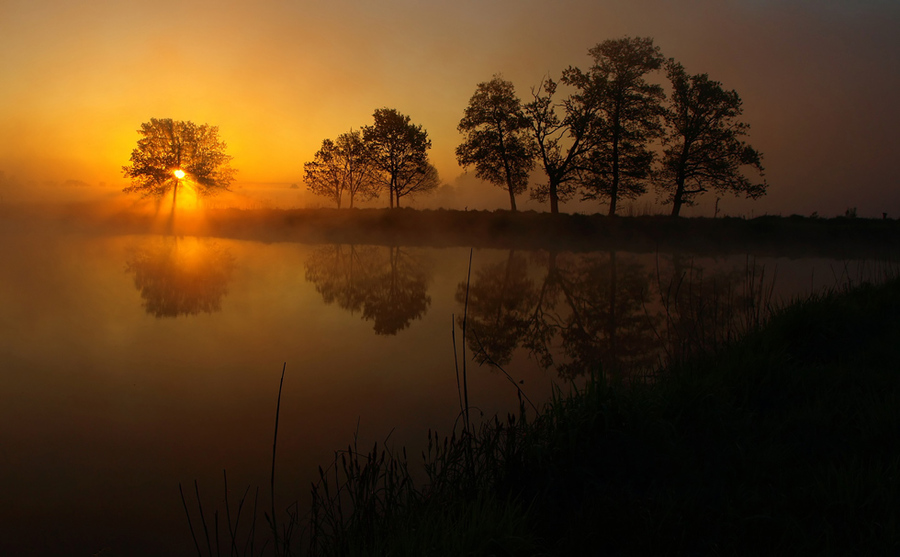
[304,109,440,209]
[304,36,767,216]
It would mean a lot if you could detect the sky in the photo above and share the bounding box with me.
[1,0,898,217]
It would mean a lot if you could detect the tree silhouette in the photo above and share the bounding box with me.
[575,37,665,216]
[456,76,535,211]
[124,237,236,318]
[122,118,236,207]
[524,78,603,214]
[304,130,378,208]
[362,108,434,208]
[394,162,441,208]
[305,244,432,335]
[656,60,767,216]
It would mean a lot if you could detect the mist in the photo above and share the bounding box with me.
[2,1,899,217]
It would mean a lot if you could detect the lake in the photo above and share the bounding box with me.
[0,213,894,555]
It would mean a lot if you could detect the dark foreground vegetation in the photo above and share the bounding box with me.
[185,277,900,556]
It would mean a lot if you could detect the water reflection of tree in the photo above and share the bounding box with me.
[454,251,538,365]
[305,245,432,335]
[125,237,236,318]
[655,254,773,362]
[304,244,373,314]
[457,250,658,379]
[551,251,659,378]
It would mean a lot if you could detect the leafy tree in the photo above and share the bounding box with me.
[524,77,604,214]
[456,76,535,211]
[656,60,767,216]
[362,108,433,208]
[304,130,378,208]
[122,118,236,206]
[576,37,665,216]
[394,162,441,207]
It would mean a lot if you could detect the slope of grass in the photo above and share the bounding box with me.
[301,278,900,556]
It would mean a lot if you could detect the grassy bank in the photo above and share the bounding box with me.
[283,278,900,556]
[172,208,900,258]
[180,277,900,556]
[10,202,900,258]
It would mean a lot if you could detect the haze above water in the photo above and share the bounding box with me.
[1,204,893,554]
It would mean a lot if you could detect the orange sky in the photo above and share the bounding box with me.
[1,0,898,217]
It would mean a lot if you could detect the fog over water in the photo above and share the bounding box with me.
[3,0,899,552]
[1,198,895,554]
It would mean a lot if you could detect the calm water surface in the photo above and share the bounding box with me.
[0,225,886,555]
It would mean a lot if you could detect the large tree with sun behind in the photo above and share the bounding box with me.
[122,118,237,205]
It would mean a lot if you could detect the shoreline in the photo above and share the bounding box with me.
[4,203,900,258]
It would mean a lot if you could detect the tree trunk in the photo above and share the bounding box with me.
[672,141,691,217]
[389,178,395,208]
[498,123,518,212]
[608,116,620,217]
[671,177,685,217]
[549,181,559,214]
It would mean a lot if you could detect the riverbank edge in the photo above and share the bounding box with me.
[7,203,900,258]
[301,277,900,556]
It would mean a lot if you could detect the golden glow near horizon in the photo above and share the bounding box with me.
[173,169,186,180]
[0,0,898,216]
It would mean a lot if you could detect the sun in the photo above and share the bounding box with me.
[173,169,186,179]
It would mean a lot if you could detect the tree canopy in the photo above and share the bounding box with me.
[524,77,603,214]
[576,37,665,216]
[122,118,236,203]
[656,60,767,216]
[297,36,767,216]
[363,108,435,208]
[304,130,378,208]
[456,75,535,211]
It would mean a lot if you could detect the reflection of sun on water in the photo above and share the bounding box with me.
[173,236,206,269]
[125,235,236,318]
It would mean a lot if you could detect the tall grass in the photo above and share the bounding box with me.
[181,259,900,556]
